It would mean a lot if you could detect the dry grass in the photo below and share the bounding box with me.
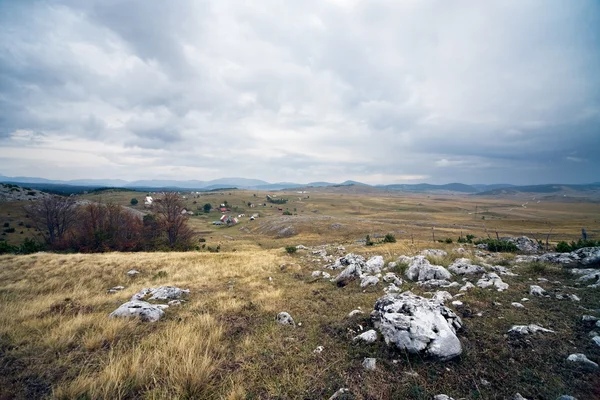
[1,189,600,399]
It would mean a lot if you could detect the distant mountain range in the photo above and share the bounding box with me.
[0,174,598,195]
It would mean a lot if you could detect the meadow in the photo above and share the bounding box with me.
[0,187,599,399]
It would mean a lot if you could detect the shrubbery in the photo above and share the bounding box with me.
[474,238,518,252]
[555,239,600,253]
[383,233,396,243]
[285,245,297,254]
[0,238,45,255]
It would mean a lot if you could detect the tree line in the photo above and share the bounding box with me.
[18,192,195,253]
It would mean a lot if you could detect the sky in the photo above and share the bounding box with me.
[0,0,599,185]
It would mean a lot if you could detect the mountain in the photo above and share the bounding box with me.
[381,183,479,193]
[339,180,370,186]
[127,179,208,189]
[475,183,600,196]
[471,184,516,191]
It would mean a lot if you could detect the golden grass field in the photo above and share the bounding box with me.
[0,188,599,399]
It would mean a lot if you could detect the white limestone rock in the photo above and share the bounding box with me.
[512,302,525,308]
[371,292,462,361]
[131,286,190,301]
[382,272,403,286]
[566,353,598,369]
[348,309,364,317]
[448,258,485,275]
[362,357,377,371]
[360,275,380,288]
[529,285,546,296]
[477,273,509,291]
[127,269,140,276]
[508,324,555,335]
[276,312,295,326]
[109,300,166,322]
[365,256,385,274]
[405,256,452,282]
[420,249,448,258]
[353,329,378,343]
[431,291,453,304]
[459,282,476,292]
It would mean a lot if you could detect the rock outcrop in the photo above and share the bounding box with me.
[448,258,485,275]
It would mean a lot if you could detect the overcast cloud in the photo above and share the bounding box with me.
[1,0,599,185]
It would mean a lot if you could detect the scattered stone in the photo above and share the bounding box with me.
[387,261,397,269]
[500,236,542,253]
[107,286,125,294]
[127,269,140,276]
[521,298,530,302]
[313,345,324,354]
[537,277,549,282]
[328,388,350,400]
[362,357,376,371]
[460,282,475,292]
[512,302,525,308]
[431,291,453,304]
[348,309,363,317]
[448,258,485,275]
[592,336,600,347]
[109,300,166,322]
[556,396,577,400]
[509,324,555,335]
[477,273,509,291]
[529,285,546,296]
[488,264,519,276]
[327,253,366,270]
[420,249,448,257]
[451,300,463,306]
[566,353,598,369]
[360,275,380,288]
[131,286,190,301]
[514,394,529,400]
[353,329,378,343]
[167,300,183,306]
[384,283,402,293]
[433,395,455,400]
[582,315,599,322]
[311,271,331,279]
[418,280,459,289]
[296,245,308,250]
[383,272,403,286]
[480,379,490,387]
[372,292,462,360]
[516,247,600,267]
[454,247,467,254]
[276,312,295,326]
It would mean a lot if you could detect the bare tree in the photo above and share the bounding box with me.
[25,195,78,245]
[153,192,195,249]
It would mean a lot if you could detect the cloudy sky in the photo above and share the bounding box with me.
[1,1,599,185]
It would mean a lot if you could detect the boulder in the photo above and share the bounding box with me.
[529,285,546,296]
[371,292,462,361]
[109,300,166,322]
[434,396,455,400]
[365,256,384,274]
[360,275,379,288]
[459,282,475,292]
[512,302,525,308]
[353,329,378,343]
[405,256,452,282]
[508,324,554,335]
[477,273,509,291]
[566,353,598,369]
[489,265,519,276]
[276,312,295,326]
[592,336,600,347]
[582,315,599,322]
[131,286,189,301]
[448,258,485,275]
[420,249,448,257]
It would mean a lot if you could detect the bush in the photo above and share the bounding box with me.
[474,239,518,252]
[285,245,297,254]
[2,222,8,228]
[555,239,600,253]
[282,210,292,215]
[4,227,15,233]
[203,203,212,213]
[445,238,453,244]
[130,198,139,206]
[366,235,374,246]
[383,233,396,243]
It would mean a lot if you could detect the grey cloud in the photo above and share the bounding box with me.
[0,0,599,184]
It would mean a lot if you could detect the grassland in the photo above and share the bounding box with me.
[0,188,599,399]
